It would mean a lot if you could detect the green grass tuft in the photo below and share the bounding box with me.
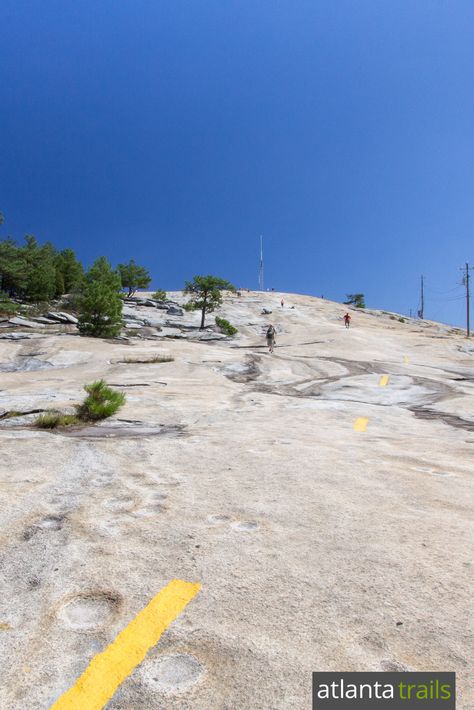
[35,412,80,429]
[0,299,19,316]
[3,410,24,419]
[117,355,174,364]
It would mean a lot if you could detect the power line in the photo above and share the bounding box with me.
[414,274,467,322]
[427,294,465,303]
[425,284,463,295]
[446,295,466,302]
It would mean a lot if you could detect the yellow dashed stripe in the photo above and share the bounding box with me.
[354,417,369,432]
[379,375,389,387]
[51,579,201,710]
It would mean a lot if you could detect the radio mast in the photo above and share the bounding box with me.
[418,275,424,319]
[258,235,264,291]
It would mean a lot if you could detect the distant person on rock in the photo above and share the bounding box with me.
[344,313,351,328]
[266,324,276,353]
[281,299,284,308]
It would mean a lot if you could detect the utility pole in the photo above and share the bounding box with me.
[418,275,424,319]
[460,263,472,337]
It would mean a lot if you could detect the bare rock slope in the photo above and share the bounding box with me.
[0,291,472,709]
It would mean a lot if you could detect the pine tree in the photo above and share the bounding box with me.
[118,259,151,296]
[344,293,366,309]
[55,268,65,297]
[55,248,84,296]
[23,237,57,302]
[77,257,123,337]
[0,239,28,296]
[184,275,235,329]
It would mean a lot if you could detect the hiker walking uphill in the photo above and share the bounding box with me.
[344,313,351,328]
[266,324,276,353]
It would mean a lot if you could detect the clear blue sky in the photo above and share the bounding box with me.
[1,1,473,325]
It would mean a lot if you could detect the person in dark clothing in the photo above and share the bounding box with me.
[266,324,276,352]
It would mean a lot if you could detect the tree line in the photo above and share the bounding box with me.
[0,227,235,338]
[0,235,84,302]
[0,234,151,302]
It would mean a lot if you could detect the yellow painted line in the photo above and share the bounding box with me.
[51,579,200,710]
[403,356,410,364]
[354,417,369,432]
[378,374,389,387]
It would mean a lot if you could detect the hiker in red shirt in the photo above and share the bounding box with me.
[344,313,351,328]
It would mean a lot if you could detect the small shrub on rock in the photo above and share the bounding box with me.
[152,289,167,301]
[24,301,52,317]
[75,380,125,421]
[35,381,125,429]
[0,297,19,316]
[183,301,197,312]
[215,316,238,336]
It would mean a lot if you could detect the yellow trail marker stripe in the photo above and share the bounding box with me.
[378,375,389,387]
[354,417,369,432]
[51,579,201,710]
[403,356,410,364]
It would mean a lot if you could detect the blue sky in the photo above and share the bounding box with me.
[1,1,473,325]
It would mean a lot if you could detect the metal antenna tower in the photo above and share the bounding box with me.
[258,235,264,291]
[417,275,424,319]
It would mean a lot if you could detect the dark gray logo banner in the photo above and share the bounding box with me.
[312,672,455,709]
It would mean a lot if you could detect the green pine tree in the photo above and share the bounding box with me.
[77,257,123,337]
[0,238,28,296]
[344,293,366,309]
[118,259,151,296]
[23,237,57,302]
[55,248,84,296]
[184,275,235,329]
[55,268,65,297]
